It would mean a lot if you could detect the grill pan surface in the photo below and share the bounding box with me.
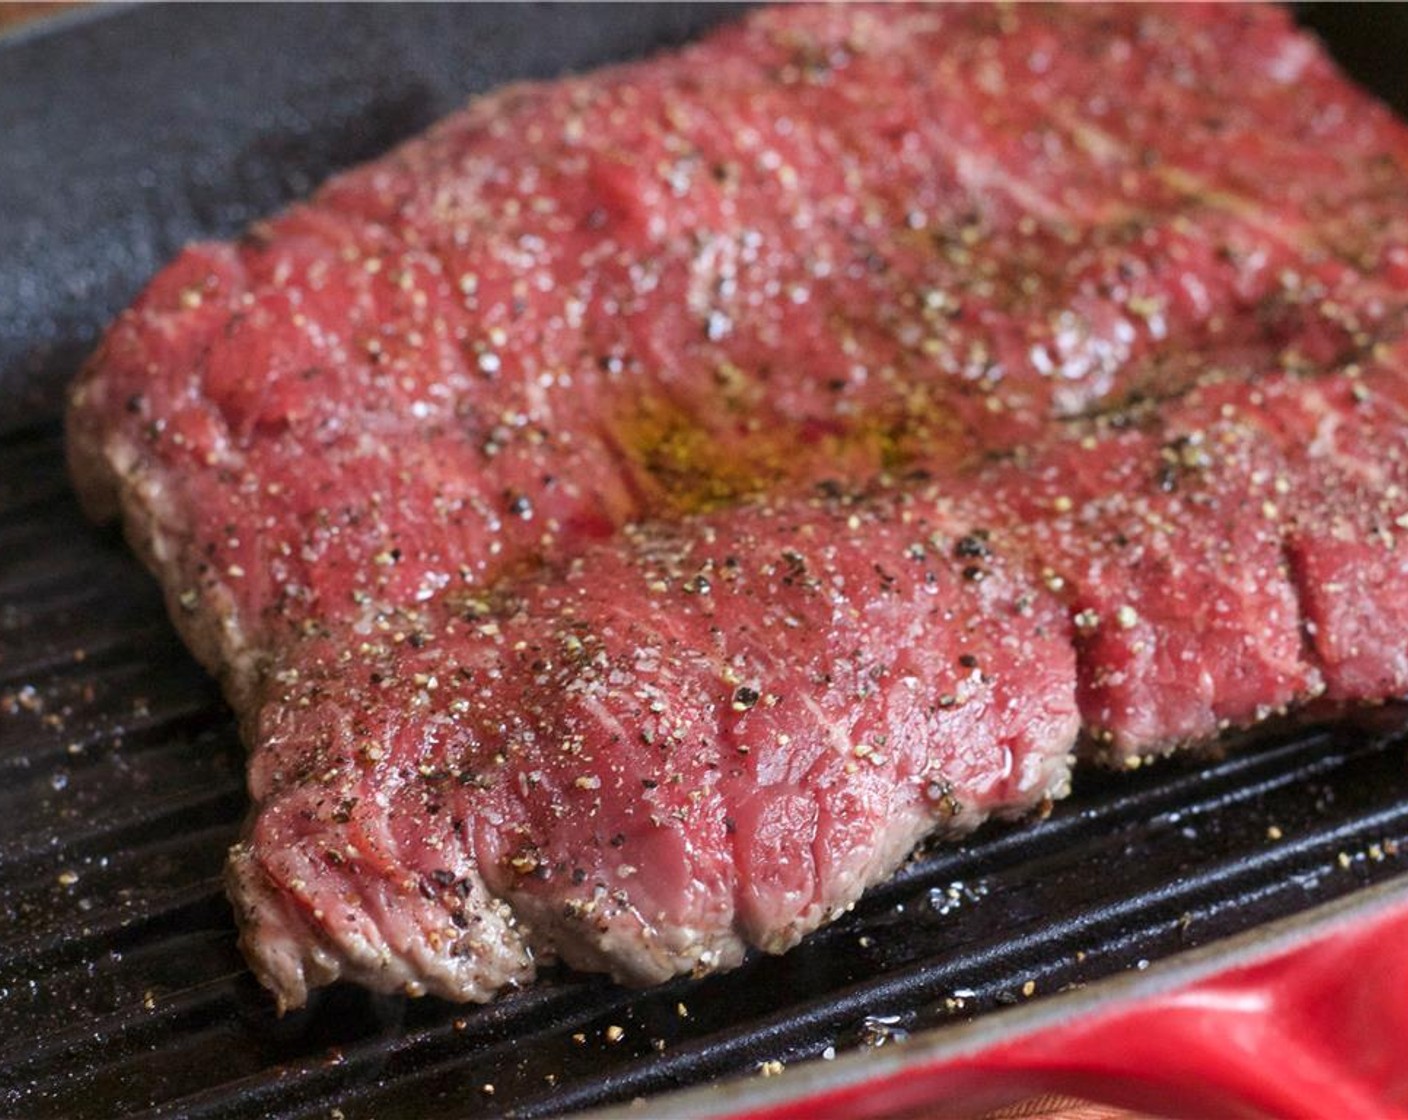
[4,5,1408,1117]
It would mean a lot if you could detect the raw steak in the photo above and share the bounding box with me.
[67,3,1408,1008]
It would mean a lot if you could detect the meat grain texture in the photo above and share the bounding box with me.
[67,4,1408,1009]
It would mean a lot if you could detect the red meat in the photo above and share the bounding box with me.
[66,3,1408,1007]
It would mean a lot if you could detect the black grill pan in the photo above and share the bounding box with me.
[3,5,1408,1118]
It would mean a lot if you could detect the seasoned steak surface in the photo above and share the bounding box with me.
[68,4,1408,1008]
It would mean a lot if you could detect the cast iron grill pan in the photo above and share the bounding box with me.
[3,5,1408,1117]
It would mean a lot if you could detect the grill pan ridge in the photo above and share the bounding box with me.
[4,5,1408,1118]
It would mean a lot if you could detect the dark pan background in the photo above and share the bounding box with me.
[3,5,1408,1118]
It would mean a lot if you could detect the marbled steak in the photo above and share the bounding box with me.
[68,4,1408,1009]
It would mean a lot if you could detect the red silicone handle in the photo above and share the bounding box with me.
[730,891,1408,1120]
